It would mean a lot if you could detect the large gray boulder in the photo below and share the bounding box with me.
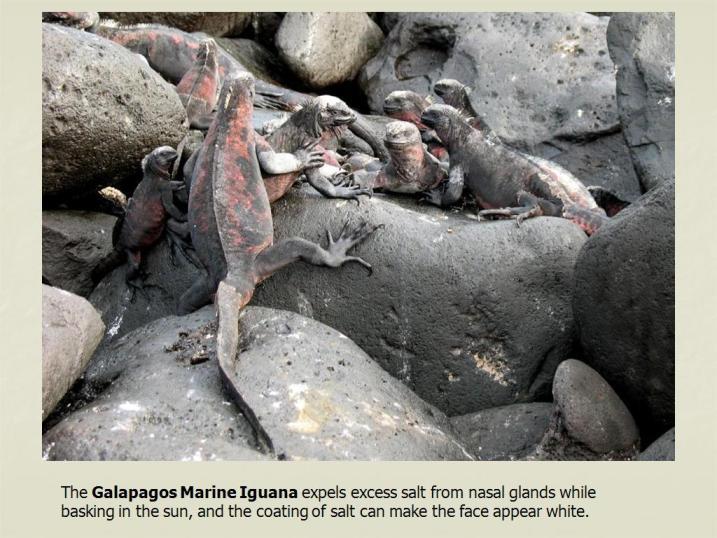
[90,187,586,417]
[254,187,587,416]
[276,12,384,89]
[360,13,618,151]
[450,403,553,460]
[607,13,675,191]
[43,307,264,461]
[42,285,104,420]
[573,180,674,442]
[42,23,187,201]
[216,37,298,88]
[222,307,473,460]
[99,12,252,37]
[42,210,117,297]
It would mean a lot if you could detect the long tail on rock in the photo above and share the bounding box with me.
[563,205,609,236]
[215,281,274,454]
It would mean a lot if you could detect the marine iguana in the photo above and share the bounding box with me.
[260,95,374,203]
[91,146,188,295]
[420,104,609,234]
[175,38,219,130]
[383,90,447,161]
[95,20,293,110]
[178,73,379,315]
[349,121,447,194]
[94,21,389,160]
[433,79,632,217]
[178,73,379,449]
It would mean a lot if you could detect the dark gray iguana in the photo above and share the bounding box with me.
[433,78,632,217]
[420,104,610,235]
[91,146,193,296]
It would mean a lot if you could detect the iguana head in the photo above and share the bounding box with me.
[384,121,422,150]
[315,96,356,127]
[433,79,469,108]
[296,96,356,139]
[383,90,431,130]
[420,104,471,143]
[142,146,178,177]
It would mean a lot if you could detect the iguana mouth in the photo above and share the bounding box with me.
[382,104,403,114]
[384,138,413,149]
[420,112,437,129]
[433,85,449,97]
[331,113,356,126]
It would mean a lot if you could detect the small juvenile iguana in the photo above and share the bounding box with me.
[92,146,188,295]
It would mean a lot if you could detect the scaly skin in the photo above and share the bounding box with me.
[178,74,380,451]
[350,121,447,194]
[421,104,608,235]
[263,96,372,203]
[97,21,389,158]
[434,79,632,216]
[383,90,448,162]
[92,146,185,295]
[179,74,379,314]
[175,38,219,129]
[95,21,300,110]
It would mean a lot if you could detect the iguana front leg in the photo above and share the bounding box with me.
[423,163,464,207]
[254,220,381,282]
[256,140,324,175]
[160,186,187,222]
[304,166,373,202]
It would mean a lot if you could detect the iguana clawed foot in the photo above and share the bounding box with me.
[325,220,383,273]
[255,90,292,111]
[296,140,325,170]
[478,205,542,226]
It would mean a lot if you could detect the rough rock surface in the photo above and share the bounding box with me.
[42,23,187,201]
[607,13,675,191]
[221,307,473,460]
[574,180,674,442]
[90,187,586,417]
[638,427,675,461]
[450,403,553,460]
[536,133,643,202]
[43,307,265,461]
[99,12,252,37]
[552,359,639,454]
[42,211,117,297]
[254,187,586,416]
[216,37,298,88]
[360,13,618,151]
[43,285,104,420]
[89,236,201,341]
[276,12,384,89]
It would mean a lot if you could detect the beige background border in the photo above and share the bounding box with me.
[1,1,715,537]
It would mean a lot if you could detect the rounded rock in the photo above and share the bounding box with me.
[552,359,639,454]
[42,23,187,201]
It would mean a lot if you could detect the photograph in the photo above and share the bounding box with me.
[41,11,675,462]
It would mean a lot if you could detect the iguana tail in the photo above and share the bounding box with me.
[563,205,609,236]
